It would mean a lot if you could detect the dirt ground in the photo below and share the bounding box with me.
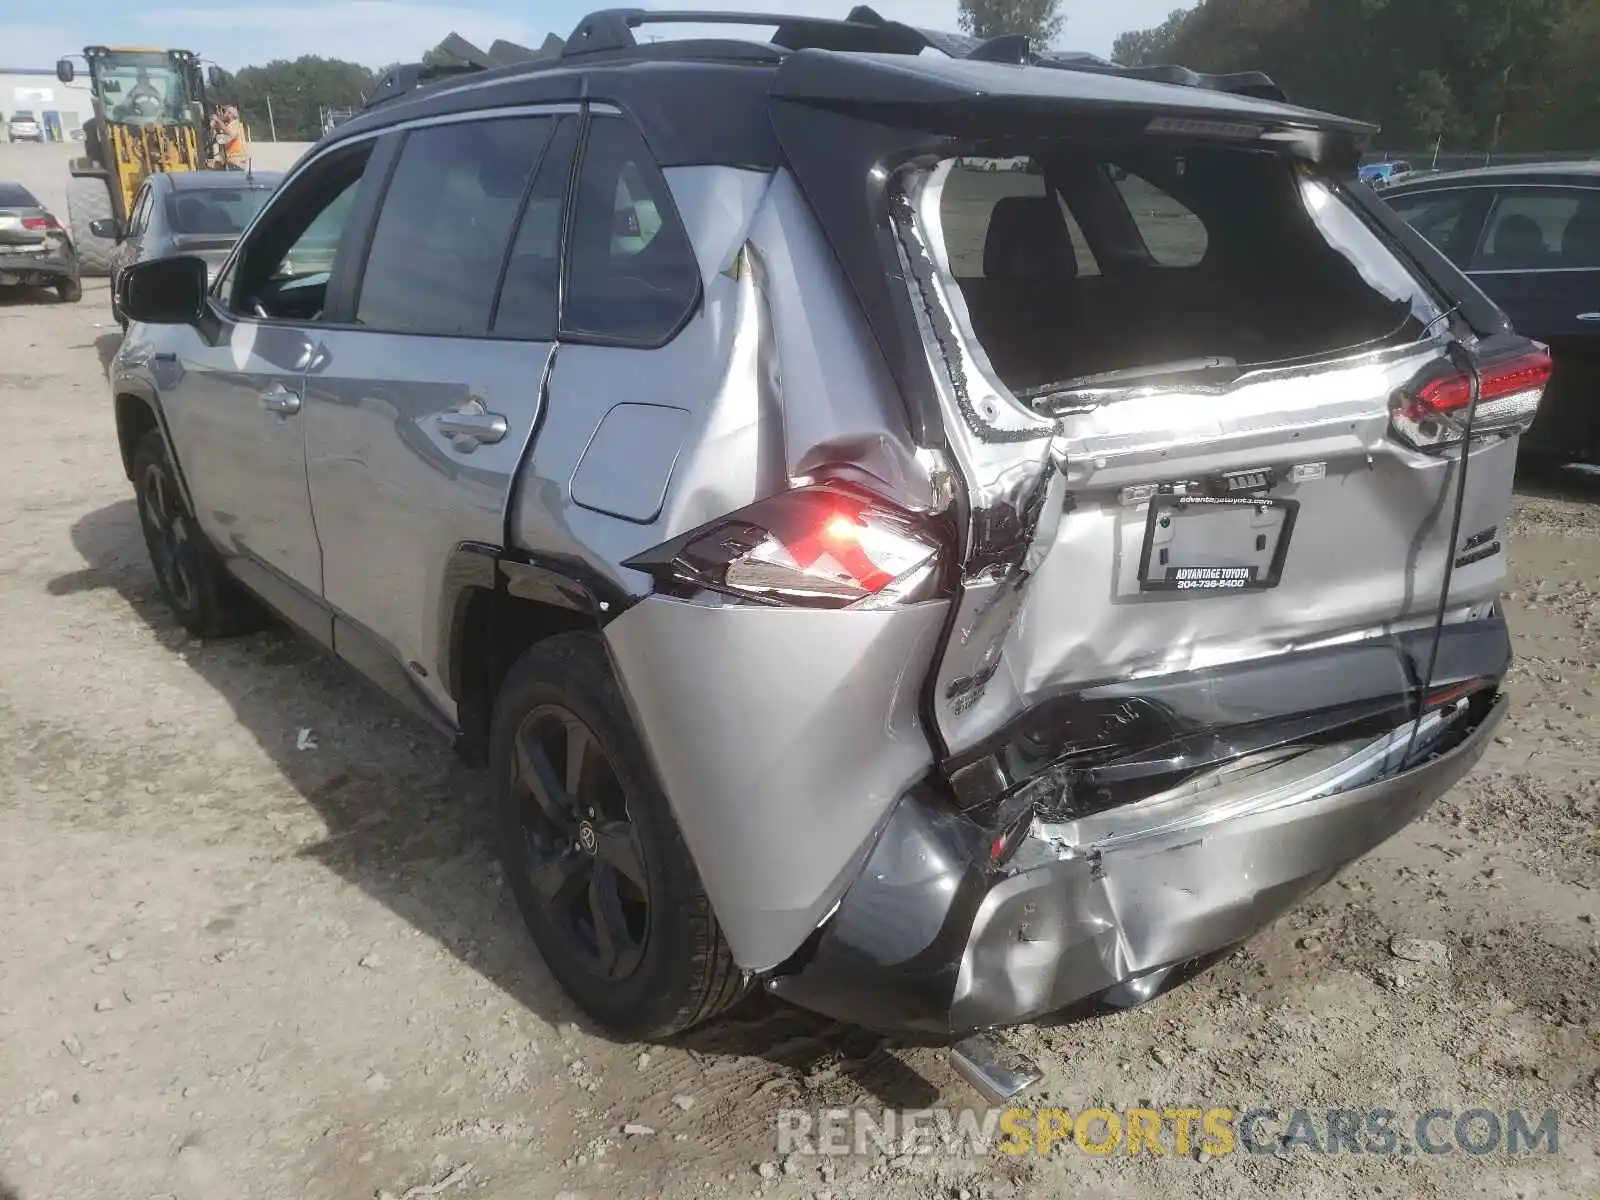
[1,147,1597,1200]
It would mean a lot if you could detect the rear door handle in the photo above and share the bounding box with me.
[1578,312,1600,322]
[436,403,508,451]
[258,383,302,415]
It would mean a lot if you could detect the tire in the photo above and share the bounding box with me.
[65,173,116,277]
[492,633,744,1039]
[130,429,266,638]
[56,277,82,303]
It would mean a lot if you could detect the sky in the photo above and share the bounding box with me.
[5,1,1179,72]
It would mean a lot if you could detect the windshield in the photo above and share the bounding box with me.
[167,187,275,236]
[93,52,192,126]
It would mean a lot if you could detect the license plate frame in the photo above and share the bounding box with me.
[1136,493,1299,593]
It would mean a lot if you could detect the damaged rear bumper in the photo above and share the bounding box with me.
[0,242,77,284]
[767,689,1505,1036]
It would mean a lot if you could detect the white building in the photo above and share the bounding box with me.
[2,69,94,141]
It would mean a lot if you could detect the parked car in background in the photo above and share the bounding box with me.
[7,111,44,143]
[1382,162,1600,461]
[91,169,283,327]
[0,181,81,302]
[110,6,1526,1059]
[1360,159,1414,189]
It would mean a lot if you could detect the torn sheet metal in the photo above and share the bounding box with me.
[889,161,1516,760]
[768,688,1505,1035]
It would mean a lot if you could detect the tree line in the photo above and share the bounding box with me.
[1111,0,1600,153]
[212,2,1600,152]
[210,56,378,140]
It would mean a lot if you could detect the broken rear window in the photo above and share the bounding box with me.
[929,145,1444,399]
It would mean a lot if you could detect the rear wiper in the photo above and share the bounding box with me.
[1021,356,1242,406]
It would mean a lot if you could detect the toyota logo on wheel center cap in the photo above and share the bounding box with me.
[577,821,598,855]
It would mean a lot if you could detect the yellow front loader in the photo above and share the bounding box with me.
[55,46,232,276]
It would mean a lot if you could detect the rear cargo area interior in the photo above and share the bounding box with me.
[941,147,1430,395]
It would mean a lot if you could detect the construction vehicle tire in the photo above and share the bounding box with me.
[66,173,116,277]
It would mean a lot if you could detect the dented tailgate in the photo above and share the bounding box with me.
[769,52,1529,769]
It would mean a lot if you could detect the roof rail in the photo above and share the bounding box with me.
[561,7,926,56]
[361,62,487,111]
[559,7,1286,100]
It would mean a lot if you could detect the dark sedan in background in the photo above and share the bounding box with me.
[90,169,283,328]
[0,181,81,303]
[1382,162,1600,461]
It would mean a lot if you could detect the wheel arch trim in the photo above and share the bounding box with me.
[114,384,198,518]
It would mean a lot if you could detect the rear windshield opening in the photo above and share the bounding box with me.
[932,146,1442,402]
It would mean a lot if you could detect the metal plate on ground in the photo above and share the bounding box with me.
[1137,493,1298,592]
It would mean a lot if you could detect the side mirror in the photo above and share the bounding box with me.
[206,66,232,90]
[120,256,209,325]
[88,217,120,240]
[56,59,75,84]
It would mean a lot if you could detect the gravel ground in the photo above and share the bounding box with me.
[0,144,1596,1200]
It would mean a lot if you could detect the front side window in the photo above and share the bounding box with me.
[1470,188,1600,271]
[223,141,373,321]
[562,115,701,344]
[355,117,554,336]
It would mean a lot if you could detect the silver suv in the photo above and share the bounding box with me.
[111,7,1538,1047]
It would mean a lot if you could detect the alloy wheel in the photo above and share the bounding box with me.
[509,704,650,980]
[138,460,197,613]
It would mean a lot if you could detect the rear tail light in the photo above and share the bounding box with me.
[1391,347,1552,450]
[21,215,60,231]
[1423,678,1489,710]
[624,484,944,610]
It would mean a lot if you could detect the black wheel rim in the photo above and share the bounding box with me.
[510,705,650,981]
[138,461,197,613]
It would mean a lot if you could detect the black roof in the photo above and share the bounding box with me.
[1383,160,1600,192]
[323,5,1369,169]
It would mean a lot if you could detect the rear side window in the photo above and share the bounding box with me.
[493,118,579,341]
[1470,188,1600,271]
[562,116,701,344]
[939,158,1099,278]
[1113,170,1207,266]
[1384,190,1477,265]
[357,117,555,336]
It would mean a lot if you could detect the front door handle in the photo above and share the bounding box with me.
[259,383,302,415]
[1577,312,1600,322]
[436,400,508,451]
